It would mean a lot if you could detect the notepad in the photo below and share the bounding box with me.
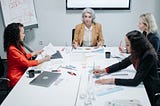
[72,47,104,53]
[51,51,63,59]
[96,86,123,96]
[29,71,61,87]
[105,99,142,106]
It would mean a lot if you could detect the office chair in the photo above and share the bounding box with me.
[72,29,75,42]
[155,60,160,106]
[155,93,160,106]
[0,56,11,105]
[157,64,160,77]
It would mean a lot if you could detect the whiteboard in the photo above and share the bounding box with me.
[66,0,130,10]
[0,0,38,28]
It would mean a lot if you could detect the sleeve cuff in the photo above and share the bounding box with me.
[105,67,110,73]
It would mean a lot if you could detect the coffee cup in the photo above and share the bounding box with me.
[105,52,111,58]
[28,70,35,78]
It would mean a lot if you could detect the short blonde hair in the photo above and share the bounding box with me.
[82,8,95,23]
[139,13,158,33]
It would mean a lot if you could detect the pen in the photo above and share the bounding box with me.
[61,47,65,51]
[61,65,76,70]
[93,62,95,70]
[71,47,74,52]
[67,71,76,76]
[111,73,128,76]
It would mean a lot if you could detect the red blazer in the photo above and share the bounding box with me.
[7,45,38,87]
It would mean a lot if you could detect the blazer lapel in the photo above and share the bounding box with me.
[92,23,96,45]
[80,24,85,46]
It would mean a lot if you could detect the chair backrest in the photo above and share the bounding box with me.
[0,56,5,77]
[72,29,75,42]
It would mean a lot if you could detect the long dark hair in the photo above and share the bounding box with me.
[3,23,24,52]
[126,30,158,60]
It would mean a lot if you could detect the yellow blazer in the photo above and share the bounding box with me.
[73,23,104,46]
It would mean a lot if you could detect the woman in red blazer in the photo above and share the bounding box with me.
[3,23,51,88]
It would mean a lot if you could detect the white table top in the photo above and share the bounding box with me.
[1,45,151,106]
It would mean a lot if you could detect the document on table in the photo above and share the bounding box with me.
[105,99,142,106]
[72,47,104,53]
[42,43,56,56]
[96,85,123,96]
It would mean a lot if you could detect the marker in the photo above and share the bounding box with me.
[67,71,76,76]
[52,70,58,72]
[61,48,65,51]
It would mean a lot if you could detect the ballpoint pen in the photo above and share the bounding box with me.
[67,71,76,76]
[71,47,74,52]
[93,62,95,70]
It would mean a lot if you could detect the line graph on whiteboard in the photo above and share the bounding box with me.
[0,0,38,28]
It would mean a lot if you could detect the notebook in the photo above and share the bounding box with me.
[29,71,61,87]
[51,51,63,59]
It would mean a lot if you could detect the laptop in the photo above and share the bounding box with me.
[29,71,61,87]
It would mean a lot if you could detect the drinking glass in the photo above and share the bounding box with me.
[84,73,96,106]
[65,42,70,54]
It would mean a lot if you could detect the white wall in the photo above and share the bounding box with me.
[0,0,160,58]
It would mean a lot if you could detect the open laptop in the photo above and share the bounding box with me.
[29,71,61,87]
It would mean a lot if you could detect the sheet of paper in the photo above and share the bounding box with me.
[105,99,142,106]
[95,85,123,96]
[72,47,104,53]
[42,43,56,56]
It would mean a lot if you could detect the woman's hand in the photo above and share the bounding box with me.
[32,50,44,56]
[42,55,51,62]
[95,78,115,85]
[72,41,78,49]
[93,68,106,75]
[96,42,102,48]
[38,55,51,64]
[118,40,127,53]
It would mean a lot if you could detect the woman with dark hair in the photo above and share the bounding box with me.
[3,23,51,88]
[72,8,104,48]
[94,30,160,106]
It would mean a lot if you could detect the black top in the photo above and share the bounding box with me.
[143,31,160,58]
[108,51,160,105]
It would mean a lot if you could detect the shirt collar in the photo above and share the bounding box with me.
[84,25,92,31]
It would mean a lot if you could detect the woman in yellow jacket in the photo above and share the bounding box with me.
[72,8,104,48]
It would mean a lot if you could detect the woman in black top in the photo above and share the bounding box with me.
[94,30,160,106]
[138,13,160,66]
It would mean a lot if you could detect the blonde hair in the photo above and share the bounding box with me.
[139,13,158,33]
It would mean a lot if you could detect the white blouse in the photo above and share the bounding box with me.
[82,26,92,47]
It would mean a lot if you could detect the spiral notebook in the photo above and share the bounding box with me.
[29,71,61,87]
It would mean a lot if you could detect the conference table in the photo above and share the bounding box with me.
[1,44,151,106]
